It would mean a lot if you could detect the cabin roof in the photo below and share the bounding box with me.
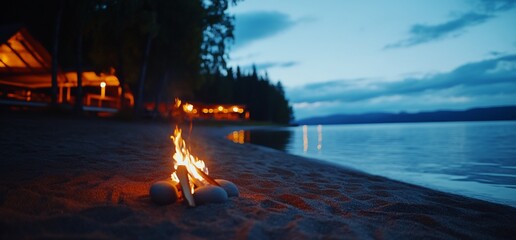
[0,24,52,75]
[0,24,23,44]
[0,25,122,89]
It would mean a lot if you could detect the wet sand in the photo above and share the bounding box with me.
[1,113,515,239]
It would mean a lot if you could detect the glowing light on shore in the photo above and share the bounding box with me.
[100,81,106,98]
[174,98,248,120]
[184,103,194,112]
[229,130,246,144]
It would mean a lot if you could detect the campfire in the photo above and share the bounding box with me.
[150,126,239,206]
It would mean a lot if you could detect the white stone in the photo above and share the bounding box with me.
[150,181,179,205]
[215,179,239,197]
[193,185,228,205]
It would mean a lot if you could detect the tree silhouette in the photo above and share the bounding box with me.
[196,66,294,124]
[0,0,296,123]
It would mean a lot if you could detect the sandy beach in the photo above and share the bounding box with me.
[1,113,515,239]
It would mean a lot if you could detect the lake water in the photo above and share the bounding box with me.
[228,121,516,207]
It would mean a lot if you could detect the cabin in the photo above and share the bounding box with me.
[0,24,133,111]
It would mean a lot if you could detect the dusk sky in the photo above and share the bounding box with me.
[228,0,516,119]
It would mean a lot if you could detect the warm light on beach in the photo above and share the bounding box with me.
[229,130,246,144]
[184,103,194,112]
[174,98,182,108]
[166,126,237,207]
[170,127,209,193]
[100,81,106,98]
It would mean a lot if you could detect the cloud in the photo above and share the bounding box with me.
[489,51,506,56]
[293,100,339,109]
[230,53,260,61]
[477,0,516,12]
[385,13,491,49]
[234,11,296,48]
[242,61,298,71]
[486,60,516,74]
[288,55,516,119]
[385,0,516,49]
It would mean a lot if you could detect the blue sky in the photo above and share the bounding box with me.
[227,0,516,119]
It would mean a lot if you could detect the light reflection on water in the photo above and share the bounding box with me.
[317,124,322,151]
[228,121,516,207]
[302,125,308,152]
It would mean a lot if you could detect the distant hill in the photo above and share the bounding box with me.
[296,106,516,125]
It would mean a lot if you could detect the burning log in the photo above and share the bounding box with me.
[194,165,221,187]
[188,172,206,188]
[176,165,196,207]
[148,126,239,207]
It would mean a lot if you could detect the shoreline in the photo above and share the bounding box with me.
[1,113,516,239]
[216,125,516,208]
[239,123,516,208]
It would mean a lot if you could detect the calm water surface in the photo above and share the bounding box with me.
[230,121,516,207]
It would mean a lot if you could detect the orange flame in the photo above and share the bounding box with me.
[170,126,209,193]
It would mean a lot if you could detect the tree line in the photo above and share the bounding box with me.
[1,0,294,123]
[196,66,294,124]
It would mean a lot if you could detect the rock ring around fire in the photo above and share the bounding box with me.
[150,181,179,205]
[193,185,228,205]
[215,179,239,197]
